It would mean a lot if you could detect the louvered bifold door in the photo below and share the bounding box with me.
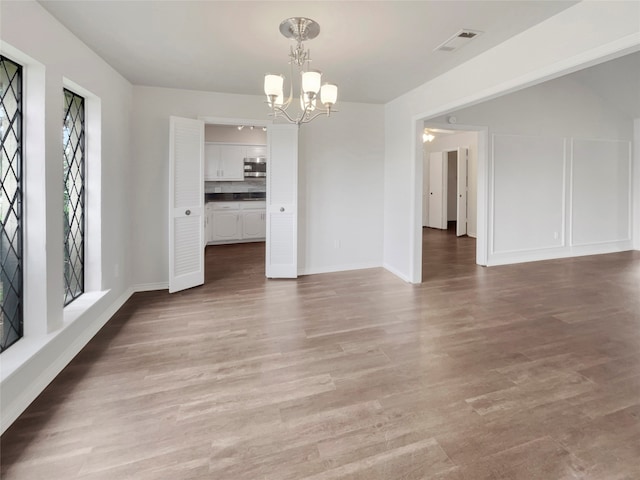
[266,124,298,278]
[168,116,204,293]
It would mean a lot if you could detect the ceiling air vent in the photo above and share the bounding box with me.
[435,29,483,52]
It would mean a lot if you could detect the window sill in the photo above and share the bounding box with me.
[62,290,109,325]
[0,290,109,383]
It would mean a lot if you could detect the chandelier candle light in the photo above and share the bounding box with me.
[264,17,338,125]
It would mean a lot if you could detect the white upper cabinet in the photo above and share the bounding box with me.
[204,144,221,181]
[204,144,246,181]
[219,145,246,180]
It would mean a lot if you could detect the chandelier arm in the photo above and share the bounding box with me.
[309,105,337,115]
[282,61,295,109]
[300,99,313,121]
[273,105,299,124]
[298,110,331,124]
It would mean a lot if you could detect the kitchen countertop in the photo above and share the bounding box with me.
[205,192,266,202]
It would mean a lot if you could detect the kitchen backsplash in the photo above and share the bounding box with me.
[205,179,266,194]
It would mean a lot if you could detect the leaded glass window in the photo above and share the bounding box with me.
[0,55,23,352]
[63,89,85,306]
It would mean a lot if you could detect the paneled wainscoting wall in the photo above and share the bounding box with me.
[490,135,632,266]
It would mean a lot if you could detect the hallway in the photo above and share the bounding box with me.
[422,224,479,282]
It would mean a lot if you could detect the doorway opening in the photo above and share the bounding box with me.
[424,148,468,235]
[445,150,459,233]
[419,124,487,282]
[200,118,269,284]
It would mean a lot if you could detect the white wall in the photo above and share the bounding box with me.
[383,1,640,282]
[430,75,634,265]
[0,1,133,432]
[131,86,384,287]
[131,87,264,288]
[298,104,384,274]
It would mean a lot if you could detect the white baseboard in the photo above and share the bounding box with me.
[488,240,633,266]
[133,282,169,292]
[383,262,412,283]
[298,261,382,276]
[0,287,134,434]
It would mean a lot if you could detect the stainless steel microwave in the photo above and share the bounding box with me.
[244,157,267,177]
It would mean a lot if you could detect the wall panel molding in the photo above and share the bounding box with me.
[491,134,566,255]
[570,138,632,247]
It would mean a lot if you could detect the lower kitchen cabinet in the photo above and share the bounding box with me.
[205,203,214,244]
[242,210,266,239]
[206,201,266,244]
[212,213,241,242]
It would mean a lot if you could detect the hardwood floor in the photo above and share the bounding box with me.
[2,231,640,479]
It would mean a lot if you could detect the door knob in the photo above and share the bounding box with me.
[280,207,285,212]
[185,210,191,215]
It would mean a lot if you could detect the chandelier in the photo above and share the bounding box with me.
[263,17,338,126]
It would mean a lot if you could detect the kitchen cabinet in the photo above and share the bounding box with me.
[206,201,266,244]
[211,202,241,241]
[212,211,241,241]
[220,145,246,180]
[242,210,266,239]
[205,203,215,244]
[204,145,220,181]
[204,144,245,181]
[240,201,266,240]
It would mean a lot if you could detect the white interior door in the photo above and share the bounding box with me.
[266,124,298,278]
[423,154,429,227]
[168,116,205,293]
[428,152,446,229]
[457,147,468,236]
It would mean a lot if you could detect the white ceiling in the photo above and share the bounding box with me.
[38,0,578,104]
[568,51,640,119]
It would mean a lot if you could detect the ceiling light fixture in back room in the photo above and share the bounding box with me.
[264,17,338,126]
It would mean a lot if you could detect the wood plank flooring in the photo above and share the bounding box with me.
[2,229,640,479]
